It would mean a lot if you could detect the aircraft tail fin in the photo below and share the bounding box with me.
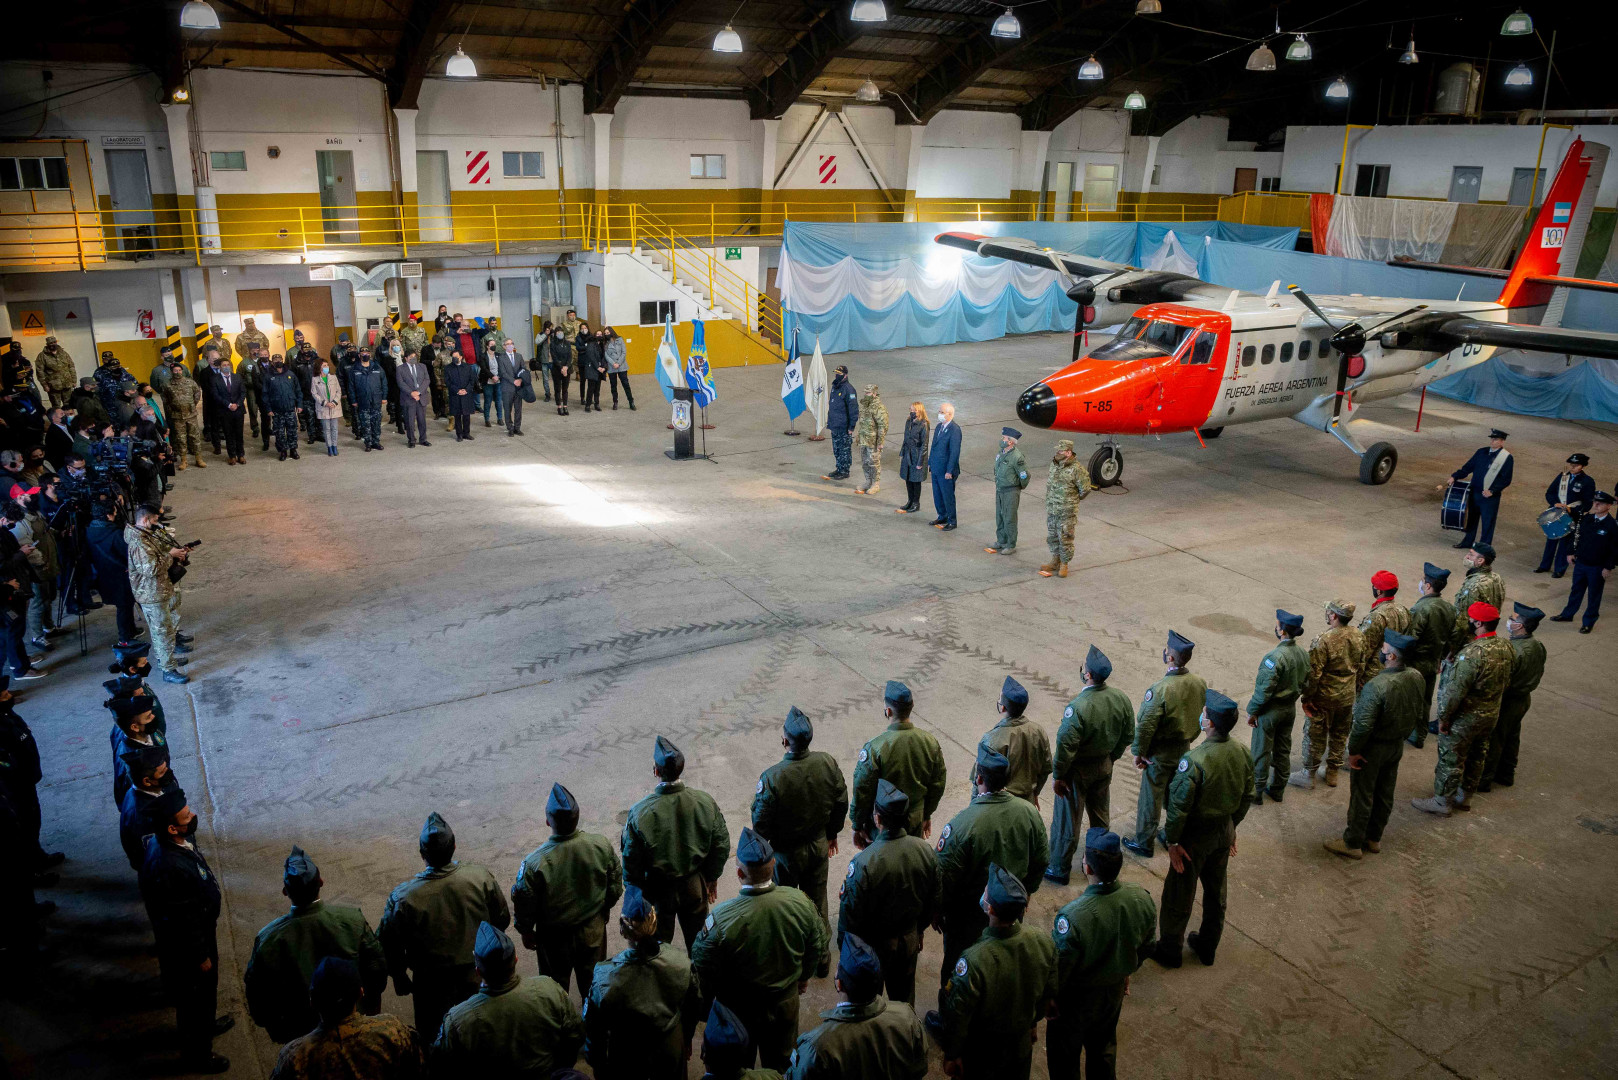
[1496,137,1605,310]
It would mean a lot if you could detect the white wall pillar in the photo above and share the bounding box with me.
[393,108,419,194]
[159,270,185,352]
[159,103,195,198]
[589,112,613,196]
[180,268,211,357]
[893,125,926,220]
[757,118,781,190]
[1016,130,1052,196]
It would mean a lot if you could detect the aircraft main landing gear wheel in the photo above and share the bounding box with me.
[1359,441,1397,485]
[1198,426,1224,439]
[1089,445,1123,488]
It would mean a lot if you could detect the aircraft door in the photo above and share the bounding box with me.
[1156,324,1228,432]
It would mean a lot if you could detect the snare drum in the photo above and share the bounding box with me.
[1440,479,1471,532]
[1537,506,1573,539]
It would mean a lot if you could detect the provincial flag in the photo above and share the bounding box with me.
[686,318,717,407]
[781,339,806,419]
[805,337,829,437]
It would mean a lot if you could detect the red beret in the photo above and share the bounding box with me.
[1370,570,1398,590]
[1468,601,1499,622]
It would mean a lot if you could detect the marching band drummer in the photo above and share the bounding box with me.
[1535,454,1595,578]
[1440,430,1513,549]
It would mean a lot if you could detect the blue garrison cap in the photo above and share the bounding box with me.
[783,706,813,743]
[474,921,516,969]
[1000,676,1029,708]
[119,742,168,780]
[1001,426,1023,439]
[1203,689,1238,729]
[704,999,752,1055]
[1423,562,1451,587]
[106,673,146,697]
[653,735,684,771]
[310,956,360,1009]
[547,783,578,818]
[837,933,884,1000]
[150,784,187,820]
[737,827,774,866]
[419,811,456,866]
[1167,629,1195,658]
[1084,645,1112,681]
[284,845,319,890]
[106,695,154,721]
[1382,630,1417,653]
[874,777,909,820]
[984,862,1028,912]
[976,744,1010,790]
[1512,601,1545,625]
[621,883,654,922]
[112,640,151,664]
[1084,826,1122,860]
[1277,609,1303,631]
[884,680,913,707]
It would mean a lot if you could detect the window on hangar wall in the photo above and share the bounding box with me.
[1354,164,1390,198]
[639,300,677,325]
[503,152,544,178]
[0,156,70,189]
[690,154,725,179]
[209,151,247,171]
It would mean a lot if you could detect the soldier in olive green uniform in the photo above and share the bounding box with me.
[987,427,1030,555]
[1124,630,1206,858]
[1415,601,1515,815]
[1047,829,1156,1080]
[1291,599,1364,789]
[1046,646,1132,884]
[700,999,781,1080]
[162,357,206,469]
[1405,563,1456,748]
[1325,632,1426,859]
[1482,603,1547,791]
[511,783,623,997]
[976,676,1051,805]
[584,884,703,1080]
[35,337,77,408]
[378,812,512,1039]
[853,384,889,495]
[1357,571,1412,690]
[836,780,940,1006]
[245,847,388,1043]
[752,707,848,975]
[1152,690,1253,968]
[432,922,583,1076]
[928,864,1057,1080]
[234,319,270,437]
[786,933,927,1080]
[623,736,731,952]
[850,681,947,847]
[692,829,828,1071]
[1449,544,1506,658]
[1040,439,1091,578]
[1247,609,1310,804]
[934,745,1047,1007]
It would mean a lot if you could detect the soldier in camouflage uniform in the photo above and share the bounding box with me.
[852,384,888,495]
[1357,571,1411,690]
[1291,599,1364,789]
[621,736,731,951]
[582,883,703,1079]
[399,317,429,370]
[35,337,76,408]
[1448,543,1505,658]
[510,783,623,998]
[837,780,940,1006]
[933,745,1047,1008]
[976,676,1051,805]
[1325,631,1426,859]
[431,922,584,1077]
[269,958,424,1080]
[1404,563,1455,748]
[125,506,188,683]
[987,427,1030,555]
[1124,630,1205,858]
[752,707,848,975]
[1247,609,1310,804]
[1152,690,1253,969]
[1046,646,1132,883]
[162,357,206,469]
[850,681,947,846]
[785,933,928,1080]
[1414,601,1515,816]
[1481,603,1546,791]
[691,829,828,1071]
[1040,439,1091,578]
[234,318,271,438]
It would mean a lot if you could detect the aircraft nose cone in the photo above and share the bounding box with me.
[1017,382,1058,429]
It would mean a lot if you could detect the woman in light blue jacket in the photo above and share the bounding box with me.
[603,328,634,411]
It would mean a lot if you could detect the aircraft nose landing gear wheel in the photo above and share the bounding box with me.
[1359,441,1397,485]
[1089,444,1123,487]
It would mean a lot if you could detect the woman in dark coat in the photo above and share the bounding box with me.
[547,327,572,415]
[444,352,480,442]
[573,324,594,406]
[897,400,929,514]
[578,330,606,412]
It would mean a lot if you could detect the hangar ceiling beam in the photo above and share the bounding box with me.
[211,0,389,82]
[908,0,1066,123]
[584,0,706,115]
[748,8,865,120]
[386,0,460,108]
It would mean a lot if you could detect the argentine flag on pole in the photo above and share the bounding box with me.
[781,339,806,421]
[655,312,684,403]
[686,317,717,407]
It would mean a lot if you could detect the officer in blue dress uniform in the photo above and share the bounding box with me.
[1445,429,1513,548]
[1535,453,1595,577]
[1551,491,1617,634]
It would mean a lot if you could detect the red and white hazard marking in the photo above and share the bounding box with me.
[466,150,491,185]
[818,154,836,184]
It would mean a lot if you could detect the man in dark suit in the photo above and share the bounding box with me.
[87,501,143,647]
[207,357,247,464]
[1536,453,1595,577]
[494,338,528,436]
[928,402,963,531]
[1552,491,1617,634]
[43,408,74,469]
[1444,429,1512,548]
[396,351,432,448]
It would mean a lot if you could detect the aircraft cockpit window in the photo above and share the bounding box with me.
[1185,334,1214,366]
[1141,320,1194,353]
[1116,316,1148,340]
[1087,337,1172,363]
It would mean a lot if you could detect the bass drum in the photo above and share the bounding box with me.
[1538,506,1573,539]
[1440,479,1471,532]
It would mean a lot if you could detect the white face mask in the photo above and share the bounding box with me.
[937,412,947,424]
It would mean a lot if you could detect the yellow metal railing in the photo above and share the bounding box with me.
[1216,191,1316,231]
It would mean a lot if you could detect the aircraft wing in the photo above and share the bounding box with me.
[1381,312,1618,361]
[934,231,1131,278]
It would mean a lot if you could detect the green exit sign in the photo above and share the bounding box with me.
[724,247,742,260]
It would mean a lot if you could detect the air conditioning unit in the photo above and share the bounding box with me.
[400,261,423,278]
[308,265,337,281]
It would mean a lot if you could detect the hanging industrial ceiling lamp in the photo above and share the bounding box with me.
[446,46,478,77]
[855,78,882,103]
[850,0,887,22]
[1504,62,1533,86]
[1398,37,1418,64]
[1077,55,1104,80]
[1123,91,1147,110]
[713,25,743,52]
[1246,41,1276,71]
[1324,76,1350,99]
[1285,34,1311,61]
[1135,0,1162,13]
[990,8,1021,39]
[1500,8,1533,36]
[178,0,220,30]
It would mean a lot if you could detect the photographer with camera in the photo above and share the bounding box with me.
[125,505,192,685]
[40,463,97,619]
[4,497,61,654]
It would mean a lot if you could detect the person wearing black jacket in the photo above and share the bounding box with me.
[1537,453,1596,577]
[290,344,320,444]
[579,330,607,412]
[445,353,479,441]
[261,357,303,461]
[87,500,143,647]
[548,327,572,416]
[0,678,65,880]
[194,352,220,453]
[376,335,403,435]
[348,356,389,452]
[337,345,362,437]
[206,358,247,464]
[478,339,505,430]
[573,323,593,405]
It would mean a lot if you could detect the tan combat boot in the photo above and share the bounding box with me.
[192,455,207,468]
[176,457,187,472]
[1323,768,1339,787]
[867,482,879,494]
[1323,838,1362,860]
[1057,563,1068,578]
[1363,840,1382,853]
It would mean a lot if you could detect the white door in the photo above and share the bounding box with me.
[1083,164,1118,211]
[104,149,155,256]
[498,278,532,354]
[416,151,452,242]
[316,150,358,243]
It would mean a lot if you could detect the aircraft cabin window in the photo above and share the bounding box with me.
[1260,344,1275,365]
[1298,340,1311,361]
[1279,342,1293,362]
[1241,345,1255,367]
[1187,333,1214,365]
[1320,337,1331,355]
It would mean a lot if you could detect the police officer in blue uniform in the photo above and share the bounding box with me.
[1445,429,1513,548]
[1536,453,1595,577]
[1551,491,1617,633]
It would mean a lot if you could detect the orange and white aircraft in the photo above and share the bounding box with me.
[937,137,1618,486]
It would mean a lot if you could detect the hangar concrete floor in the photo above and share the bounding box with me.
[7,331,1617,1080]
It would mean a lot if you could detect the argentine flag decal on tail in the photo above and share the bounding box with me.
[1552,202,1572,224]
